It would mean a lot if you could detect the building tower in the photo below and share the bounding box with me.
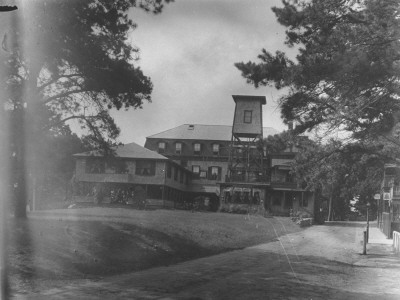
[228,95,266,184]
[218,95,268,212]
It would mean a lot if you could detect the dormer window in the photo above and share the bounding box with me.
[158,142,166,153]
[244,110,252,123]
[212,144,220,155]
[194,143,201,155]
[175,142,182,154]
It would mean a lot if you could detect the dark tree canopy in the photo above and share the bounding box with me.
[3,0,172,145]
[235,0,400,141]
[1,0,172,217]
[292,138,385,220]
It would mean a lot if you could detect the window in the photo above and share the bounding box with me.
[300,194,308,207]
[208,166,221,180]
[167,163,171,178]
[253,191,260,205]
[212,144,220,155]
[193,143,201,155]
[244,110,252,123]
[200,170,207,179]
[192,165,200,179]
[174,166,178,181]
[180,160,188,168]
[158,142,166,153]
[107,160,128,174]
[272,194,281,206]
[284,193,294,208]
[135,160,155,176]
[185,173,189,185]
[394,185,400,195]
[285,172,295,183]
[86,159,105,174]
[175,142,182,154]
[180,170,184,183]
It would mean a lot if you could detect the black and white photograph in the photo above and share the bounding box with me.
[0,0,400,299]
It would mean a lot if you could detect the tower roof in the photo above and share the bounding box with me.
[232,95,266,105]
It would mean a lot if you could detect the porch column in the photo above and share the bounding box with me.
[162,186,165,208]
[283,191,286,210]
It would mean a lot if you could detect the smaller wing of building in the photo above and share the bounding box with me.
[73,142,193,208]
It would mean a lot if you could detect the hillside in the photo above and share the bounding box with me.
[7,208,302,293]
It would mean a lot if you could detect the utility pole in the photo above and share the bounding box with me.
[366,202,370,243]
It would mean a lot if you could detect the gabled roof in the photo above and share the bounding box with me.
[146,124,279,141]
[74,142,168,160]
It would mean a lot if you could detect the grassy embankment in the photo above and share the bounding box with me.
[7,208,302,284]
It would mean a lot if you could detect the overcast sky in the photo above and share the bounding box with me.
[113,0,298,145]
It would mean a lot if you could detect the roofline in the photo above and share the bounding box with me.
[74,154,192,173]
[232,95,266,105]
[145,124,278,140]
[146,137,232,142]
[73,154,168,161]
[146,124,185,139]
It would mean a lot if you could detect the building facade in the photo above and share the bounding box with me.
[73,142,192,208]
[144,95,315,216]
[72,95,315,216]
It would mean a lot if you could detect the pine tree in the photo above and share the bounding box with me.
[1,0,172,218]
[235,0,400,140]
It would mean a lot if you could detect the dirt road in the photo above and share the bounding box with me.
[14,220,400,299]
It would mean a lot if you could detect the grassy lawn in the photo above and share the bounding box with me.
[7,207,302,292]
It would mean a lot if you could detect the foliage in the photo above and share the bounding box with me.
[236,0,400,220]
[293,138,386,220]
[235,0,400,141]
[259,129,314,155]
[3,0,171,146]
[2,0,172,217]
[260,131,290,154]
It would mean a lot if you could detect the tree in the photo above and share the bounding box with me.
[2,0,172,217]
[235,0,400,141]
[292,138,388,221]
[259,131,291,154]
[235,0,400,220]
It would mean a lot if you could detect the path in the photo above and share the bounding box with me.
[14,221,400,299]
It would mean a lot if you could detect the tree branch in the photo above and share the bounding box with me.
[37,73,83,92]
[43,89,89,104]
[42,113,104,132]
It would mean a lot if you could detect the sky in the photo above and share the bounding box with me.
[112,0,299,146]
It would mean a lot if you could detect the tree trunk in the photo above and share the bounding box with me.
[12,107,27,219]
[328,188,333,222]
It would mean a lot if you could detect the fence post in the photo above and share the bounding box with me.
[393,231,400,254]
[366,206,369,242]
[363,230,367,255]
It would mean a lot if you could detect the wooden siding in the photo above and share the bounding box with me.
[233,99,263,136]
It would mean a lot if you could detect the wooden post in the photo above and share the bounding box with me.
[283,191,286,210]
[363,230,367,255]
[32,176,36,211]
[366,207,369,243]
[161,186,165,208]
